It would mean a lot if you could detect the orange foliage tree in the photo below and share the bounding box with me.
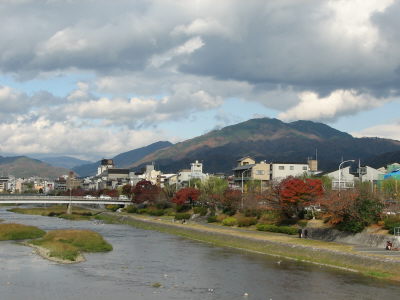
[277,177,324,217]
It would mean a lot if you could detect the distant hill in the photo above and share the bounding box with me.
[39,156,93,169]
[0,156,70,178]
[72,141,172,177]
[364,150,400,169]
[130,118,400,173]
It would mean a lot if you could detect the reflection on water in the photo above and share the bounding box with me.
[0,207,399,300]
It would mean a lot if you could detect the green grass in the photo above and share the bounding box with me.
[31,229,112,261]
[9,206,97,221]
[0,223,45,240]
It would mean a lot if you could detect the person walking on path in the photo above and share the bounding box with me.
[298,228,302,238]
[304,229,308,239]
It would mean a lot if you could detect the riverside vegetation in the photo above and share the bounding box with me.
[0,212,112,263]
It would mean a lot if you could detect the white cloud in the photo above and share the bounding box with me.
[352,121,400,141]
[279,89,392,122]
[149,36,204,68]
[0,117,172,160]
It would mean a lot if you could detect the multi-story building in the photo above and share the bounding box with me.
[232,157,270,189]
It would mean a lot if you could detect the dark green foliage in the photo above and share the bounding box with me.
[207,215,218,223]
[176,204,191,212]
[384,216,400,234]
[125,205,138,213]
[222,207,236,216]
[155,201,171,209]
[147,208,165,216]
[336,217,365,233]
[256,224,298,235]
[237,216,257,227]
[193,207,208,216]
[243,209,263,218]
[138,208,148,214]
[174,213,191,220]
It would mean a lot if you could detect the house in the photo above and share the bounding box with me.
[232,157,270,189]
[270,162,311,182]
[97,159,115,176]
[326,166,355,190]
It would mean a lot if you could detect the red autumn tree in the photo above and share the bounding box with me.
[132,180,161,204]
[221,189,241,211]
[277,177,324,217]
[121,184,133,198]
[172,187,200,206]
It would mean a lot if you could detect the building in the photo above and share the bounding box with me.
[232,157,270,189]
[326,166,355,190]
[97,159,115,176]
[270,162,311,182]
[178,160,208,186]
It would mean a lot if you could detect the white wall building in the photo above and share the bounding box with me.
[270,163,310,182]
[359,166,385,183]
[327,166,355,189]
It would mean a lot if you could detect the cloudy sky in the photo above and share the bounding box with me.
[1,0,400,161]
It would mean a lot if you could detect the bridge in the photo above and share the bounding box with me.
[0,195,131,205]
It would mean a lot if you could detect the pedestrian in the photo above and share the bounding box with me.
[304,229,308,239]
[298,228,302,238]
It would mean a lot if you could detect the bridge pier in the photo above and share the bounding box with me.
[67,203,72,214]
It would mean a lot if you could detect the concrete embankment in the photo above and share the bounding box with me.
[308,228,397,248]
[99,213,400,281]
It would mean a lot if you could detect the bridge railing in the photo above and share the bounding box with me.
[0,195,131,203]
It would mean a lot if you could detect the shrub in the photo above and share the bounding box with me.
[48,212,61,217]
[106,204,121,212]
[164,208,175,216]
[336,217,365,233]
[222,207,237,216]
[237,216,257,227]
[137,208,148,214]
[243,209,263,218]
[256,224,298,235]
[156,202,171,209]
[297,220,308,228]
[384,216,400,234]
[147,209,165,216]
[175,213,191,220]
[176,204,191,212]
[222,217,237,226]
[258,210,282,225]
[125,205,138,213]
[216,214,228,222]
[193,207,208,216]
[207,215,218,223]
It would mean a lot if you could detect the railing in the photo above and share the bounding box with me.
[0,195,131,205]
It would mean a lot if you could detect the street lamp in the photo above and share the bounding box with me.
[338,160,355,191]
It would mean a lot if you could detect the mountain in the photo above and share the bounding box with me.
[364,150,400,169]
[39,156,93,169]
[129,118,400,173]
[0,156,70,178]
[72,141,172,177]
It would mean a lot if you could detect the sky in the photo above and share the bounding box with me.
[1,0,400,161]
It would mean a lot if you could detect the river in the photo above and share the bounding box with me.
[0,206,399,300]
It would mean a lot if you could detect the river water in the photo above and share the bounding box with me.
[1,207,399,300]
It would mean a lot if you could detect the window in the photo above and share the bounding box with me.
[279,166,285,170]
[303,166,308,170]
[256,170,265,175]
[290,166,294,170]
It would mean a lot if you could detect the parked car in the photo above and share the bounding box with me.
[99,194,112,200]
[84,195,96,199]
[118,195,129,201]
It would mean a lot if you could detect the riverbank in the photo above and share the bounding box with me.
[97,212,400,281]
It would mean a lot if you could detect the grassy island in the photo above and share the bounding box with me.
[29,229,113,262]
[0,223,45,240]
[9,206,97,221]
